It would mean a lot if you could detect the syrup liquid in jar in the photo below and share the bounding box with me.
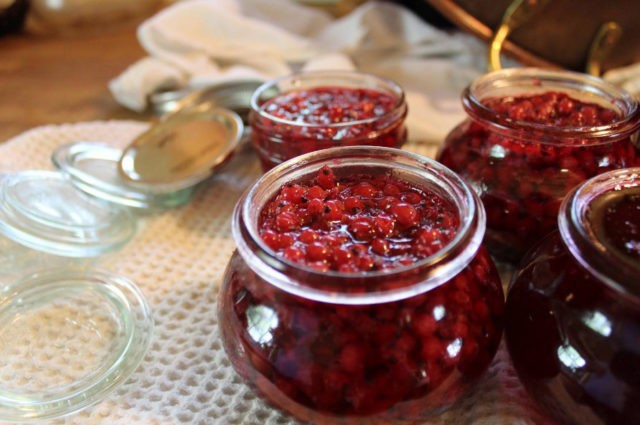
[437,68,640,263]
[505,167,640,425]
[218,147,504,424]
[249,70,408,171]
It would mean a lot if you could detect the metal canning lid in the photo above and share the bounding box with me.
[0,269,153,422]
[52,141,194,209]
[118,107,243,192]
[149,79,263,121]
[0,170,136,257]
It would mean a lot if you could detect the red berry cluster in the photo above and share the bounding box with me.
[438,91,639,262]
[258,165,459,272]
[250,86,407,170]
[489,91,619,126]
[263,87,398,127]
[221,244,504,421]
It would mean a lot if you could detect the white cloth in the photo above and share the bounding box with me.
[109,0,491,145]
[604,62,640,98]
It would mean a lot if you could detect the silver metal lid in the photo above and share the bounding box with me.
[149,79,263,122]
[52,142,194,209]
[118,106,243,193]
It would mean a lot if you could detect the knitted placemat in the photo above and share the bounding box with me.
[0,121,548,425]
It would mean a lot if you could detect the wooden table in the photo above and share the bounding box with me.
[0,19,151,143]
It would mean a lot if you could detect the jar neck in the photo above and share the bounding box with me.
[462,67,640,144]
[559,167,640,302]
[232,146,485,305]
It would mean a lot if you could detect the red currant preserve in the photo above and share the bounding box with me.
[505,168,640,425]
[218,147,504,424]
[249,71,407,171]
[437,68,640,263]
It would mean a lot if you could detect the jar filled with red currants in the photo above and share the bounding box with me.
[249,70,408,171]
[218,146,504,424]
[437,68,640,263]
[505,167,640,425]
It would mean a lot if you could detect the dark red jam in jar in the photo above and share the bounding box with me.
[505,168,640,425]
[593,187,640,261]
[218,147,504,424]
[436,68,640,263]
[249,71,408,171]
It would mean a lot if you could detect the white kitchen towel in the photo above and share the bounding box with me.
[604,62,640,98]
[109,0,492,146]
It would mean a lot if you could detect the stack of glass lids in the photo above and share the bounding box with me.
[0,169,150,422]
[0,80,259,422]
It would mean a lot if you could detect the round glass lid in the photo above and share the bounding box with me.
[0,269,153,423]
[0,170,136,257]
[52,142,194,209]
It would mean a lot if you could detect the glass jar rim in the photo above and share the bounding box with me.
[559,167,640,301]
[463,67,640,144]
[232,146,485,304]
[249,70,407,129]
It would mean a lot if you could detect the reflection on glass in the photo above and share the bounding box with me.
[246,305,278,345]
[446,338,462,359]
[557,344,586,370]
[582,310,612,337]
[432,305,446,321]
[489,144,507,159]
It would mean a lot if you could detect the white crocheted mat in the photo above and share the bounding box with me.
[0,121,548,425]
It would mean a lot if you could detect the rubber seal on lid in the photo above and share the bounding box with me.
[52,142,194,209]
[0,170,135,257]
[0,269,153,422]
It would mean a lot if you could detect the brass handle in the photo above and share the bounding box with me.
[488,0,551,72]
[489,0,623,76]
[586,21,623,77]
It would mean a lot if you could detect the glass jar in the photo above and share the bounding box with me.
[505,168,640,425]
[217,146,504,424]
[249,70,408,171]
[437,67,640,263]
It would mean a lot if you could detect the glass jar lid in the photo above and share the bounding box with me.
[52,141,194,210]
[0,269,153,422]
[0,170,136,257]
